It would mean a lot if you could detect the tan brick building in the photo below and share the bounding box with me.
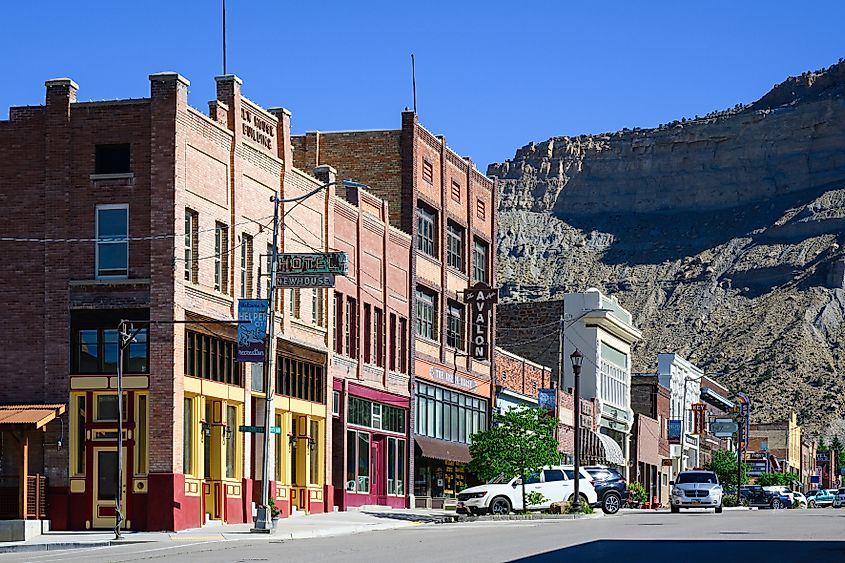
[0,73,339,530]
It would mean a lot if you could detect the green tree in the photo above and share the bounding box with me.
[467,407,560,512]
[704,449,749,489]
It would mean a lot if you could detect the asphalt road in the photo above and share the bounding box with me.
[9,509,845,563]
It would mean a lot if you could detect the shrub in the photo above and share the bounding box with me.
[722,494,738,507]
[525,491,548,508]
[628,482,648,505]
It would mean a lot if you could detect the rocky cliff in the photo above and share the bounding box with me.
[489,61,845,435]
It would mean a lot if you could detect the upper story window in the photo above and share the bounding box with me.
[416,286,437,340]
[311,289,324,327]
[184,209,198,283]
[416,203,437,257]
[345,296,359,357]
[446,222,464,272]
[184,330,241,386]
[422,159,434,183]
[240,233,253,298]
[214,223,229,293]
[450,180,461,203]
[276,355,325,404]
[473,238,489,284]
[96,204,129,279]
[71,310,149,374]
[476,199,486,221]
[95,144,130,174]
[446,300,465,351]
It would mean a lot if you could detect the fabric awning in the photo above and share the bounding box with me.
[0,404,66,429]
[595,432,626,466]
[414,435,472,464]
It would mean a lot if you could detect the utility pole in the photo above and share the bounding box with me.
[253,194,281,532]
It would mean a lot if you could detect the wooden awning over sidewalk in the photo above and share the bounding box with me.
[0,404,65,519]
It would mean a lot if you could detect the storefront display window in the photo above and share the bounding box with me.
[348,396,405,433]
[357,431,370,493]
[386,437,406,496]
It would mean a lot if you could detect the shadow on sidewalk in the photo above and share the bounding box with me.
[361,511,457,524]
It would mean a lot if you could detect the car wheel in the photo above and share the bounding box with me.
[715,505,723,514]
[671,505,679,514]
[808,500,815,509]
[602,492,621,515]
[771,499,783,510]
[490,496,511,515]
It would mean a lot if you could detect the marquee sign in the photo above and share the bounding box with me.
[276,252,348,276]
[275,273,336,288]
[462,283,499,360]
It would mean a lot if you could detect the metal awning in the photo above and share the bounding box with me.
[596,432,626,466]
[0,404,65,429]
[414,435,472,464]
[700,387,734,411]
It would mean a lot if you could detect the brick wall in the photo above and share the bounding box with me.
[494,347,552,398]
[496,300,563,379]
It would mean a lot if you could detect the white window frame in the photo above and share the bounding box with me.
[95,203,129,280]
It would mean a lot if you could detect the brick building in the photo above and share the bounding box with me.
[0,73,343,530]
[329,174,413,510]
[631,374,672,505]
[293,115,497,507]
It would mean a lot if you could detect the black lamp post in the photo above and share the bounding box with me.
[571,349,584,512]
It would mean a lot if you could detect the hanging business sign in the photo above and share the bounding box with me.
[709,418,738,438]
[537,389,556,414]
[668,419,682,445]
[237,299,268,362]
[275,273,336,288]
[692,403,707,435]
[462,283,499,360]
[276,252,348,275]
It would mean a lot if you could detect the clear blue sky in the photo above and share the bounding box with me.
[2,1,843,168]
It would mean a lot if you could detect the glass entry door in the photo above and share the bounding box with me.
[92,447,126,528]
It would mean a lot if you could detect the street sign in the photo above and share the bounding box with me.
[276,252,348,275]
[275,273,336,288]
[463,283,499,360]
[239,425,282,434]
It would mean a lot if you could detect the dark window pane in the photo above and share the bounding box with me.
[95,144,130,174]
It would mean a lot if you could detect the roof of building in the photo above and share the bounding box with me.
[0,404,66,428]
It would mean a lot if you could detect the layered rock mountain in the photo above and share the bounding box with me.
[488,61,845,435]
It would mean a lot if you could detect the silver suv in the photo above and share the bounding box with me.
[670,470,724,514]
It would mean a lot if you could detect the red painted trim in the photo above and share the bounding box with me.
[347,382,410,408]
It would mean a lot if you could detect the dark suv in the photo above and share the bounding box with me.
[584,465,628,514]
[739,485,790,509]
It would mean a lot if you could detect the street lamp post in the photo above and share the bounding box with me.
[571,349,584,512]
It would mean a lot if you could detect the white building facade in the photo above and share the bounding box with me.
[657,353,703,472]
[562,289,642,480]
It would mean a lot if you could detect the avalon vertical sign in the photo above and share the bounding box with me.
[463,283,498,360]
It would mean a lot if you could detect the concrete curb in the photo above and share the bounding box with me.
[0,539,153,554]
[457,512,602,522]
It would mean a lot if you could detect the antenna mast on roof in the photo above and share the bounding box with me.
[222,0,228,75]
[411,53,417,114]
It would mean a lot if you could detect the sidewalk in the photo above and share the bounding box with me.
[0,508,456,554]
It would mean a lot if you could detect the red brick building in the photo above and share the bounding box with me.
[631,374,672,505]
[293,114,497,507]
[0,74,339,530]
[329,172,413,510]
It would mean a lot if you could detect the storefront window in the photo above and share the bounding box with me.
[309,420,320,485]
[346,430,356,492]
[348,396,405,434]
[74,395,86,476]
[387,437,406,496]
[275,413,283,482]
[291,417,298,485]
[183,397,194,476]
[414,382,487,444]
[225,405,237,479]
[357,432,370,493]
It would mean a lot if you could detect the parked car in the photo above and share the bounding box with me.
[670,470,724,513]
[792,491,808,509]
[806,488,835,508]
[584,465,629,515]
[763,486,795,507]
[832,488,845,508]
[739,485,791,509]
[456,466,598,515]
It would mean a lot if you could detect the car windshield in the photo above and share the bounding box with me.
[487,474,511,485]
[677,472,717,484]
